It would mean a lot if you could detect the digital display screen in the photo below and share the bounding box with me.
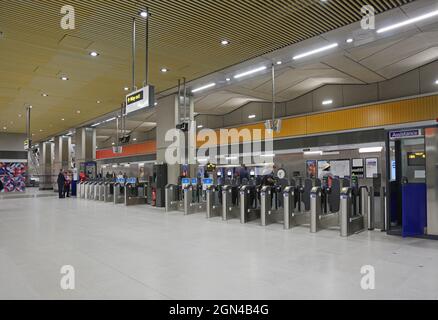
[191,179,198,185]
[126,90,144,106]
[408,152,426,167]
[181,178,190,185]
[203,179,213,185]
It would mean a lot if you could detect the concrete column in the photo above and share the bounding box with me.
[53,136,71,192]
[156,94,181,185]
[39,142,54,190]
[75,128,96,166]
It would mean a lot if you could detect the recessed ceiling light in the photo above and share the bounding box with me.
[89,51,99,57]
[160,68,169,73]
[197,125,204,129]
[61,118,65,121]
[60,76,69,81]
[435,80,438,85]
[221,39,230,46]
[76,110,81,114]
[226,78,231,82]
[97,100,101,104]
[192,83,216,93]
[346,38,354,43]
[133,138,137,141]
[276,61,282,65]
[248,114,256,119]
[140,11,149,18]
[18,114,22,118]
[322,99,333,105]
[42,93,48,97]
[124,87,130,91]
[3,127,7,130]
[154,102,158,106]
[39,129,43,132]
[293,43,338,60]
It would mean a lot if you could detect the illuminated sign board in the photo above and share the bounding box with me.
[408,152,426,167]
[390,129,422,140]
[125,86,155,115]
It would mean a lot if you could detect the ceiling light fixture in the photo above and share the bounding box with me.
[160,68,169,73]
[322,99,333,105]
[221,39,230,46]
[197,125,204,129]
[97,100,101,104]
[226,78,231,82]
[90,51,99,57]
[248,114,256,119]
[234,66,267,79]
[61,118,65,121]
[76,110,81,114]
[124,87,130,91]
[276,61,282,65]
[359,147,383,154]
[293,43,338,60]
[192,83,216,93]
[377,10,438,34]
[140,11,149,18]
[42,93,48,97]
[60,76,69,81]
[304,150,323,156]
[435,80,438,85]
[346,38,354,43]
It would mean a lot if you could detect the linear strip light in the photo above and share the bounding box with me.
[192,83,216,93]
[234,66,267,79]
[304,151,323,156]
[359,147,383,154]
[377,10,438,34]
[293,43,338,60]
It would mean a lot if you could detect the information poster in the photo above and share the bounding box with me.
[366,158,379,179]
[352,158,365,178]
[306,160,317,179]
[330,160,351,178]
[317,160,331,180]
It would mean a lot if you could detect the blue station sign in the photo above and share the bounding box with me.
[389,129,422,140]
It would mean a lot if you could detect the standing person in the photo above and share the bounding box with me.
[57,169,66,199]
[64,171,71,198]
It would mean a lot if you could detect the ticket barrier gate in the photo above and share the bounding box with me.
[184,183,206,215]
[87,181,96,200]
[206,185,223,218]
[125,182,148,206]
[240,185,261,224]
[260,183,289,226]
[340,187,367,237]
[310,187,340,233]
[94,181,104,201]
[283,186,309,229]
[104,182,115,203]
[78,181,86,199]
[114,182,125,204]
[222,185,240,220]
[165,184,184,213]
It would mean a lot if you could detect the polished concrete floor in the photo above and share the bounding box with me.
[1,195,438,300]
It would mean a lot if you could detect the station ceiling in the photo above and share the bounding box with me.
[0,0,413,141]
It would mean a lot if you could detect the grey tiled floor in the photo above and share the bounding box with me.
[0,196,437,300]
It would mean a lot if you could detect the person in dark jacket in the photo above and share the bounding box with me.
[57,169,66,199]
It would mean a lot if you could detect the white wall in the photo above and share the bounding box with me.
[0,133,27,152]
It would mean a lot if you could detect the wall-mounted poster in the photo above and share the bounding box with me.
[366,158,379,179]
[330,160,351,178]
[306,160,317,179]
[0,162,27,193]
[318,160,331,180]
[352,158,365,178]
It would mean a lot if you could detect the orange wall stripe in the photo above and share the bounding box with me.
[197,95,438,147]
[96,140,157,160]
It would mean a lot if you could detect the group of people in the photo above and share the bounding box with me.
[57,169,73,199]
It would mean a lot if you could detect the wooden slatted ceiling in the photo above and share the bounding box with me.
[0,0,413,140]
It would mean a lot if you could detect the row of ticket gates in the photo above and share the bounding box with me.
[165,174,387,237]
[77,177,157,206]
